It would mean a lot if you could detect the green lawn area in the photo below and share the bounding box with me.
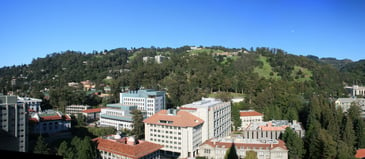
[254,56,281,80]
[188,48,225,55]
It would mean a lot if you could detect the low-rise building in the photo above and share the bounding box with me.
[240,110,264,129]
[29,110,71,135]
[94,135,163,159]
[180,98,231,142]
[99,104,139,130]
[144,109,204,158]
[199,136,288,159]
[345,85,365,97]
[242,120,305,139]
[82,108,101,121]
[65,105,91,115]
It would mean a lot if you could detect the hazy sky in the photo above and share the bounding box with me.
[1,0,364,67]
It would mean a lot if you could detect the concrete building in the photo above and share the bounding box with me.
[242,120,305,139]
[0,94,28,152]
[94,135,163,159]
[335,98,365,118]
[142,55,167,64]
[65,105,91,115]
[180,98,231,142]
[199,136,288,159]
[144,109,204,158]
[240,110,264,129]
[345,85,365,97]
[99,104,139,130]
[120,89,166,117]
[29,110,71,135]
[17,97,42,112]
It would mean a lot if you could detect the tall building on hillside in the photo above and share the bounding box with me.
[180,98,231,142]
[144,109,204,158]
[0,94,28,152]
[120,89,166,117]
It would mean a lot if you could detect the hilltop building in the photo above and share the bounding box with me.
[0,94,28,152]
[120,89,166,117]
[345,85,365,97]
[179,98,231,142]
[199,136,288,159]
[144,109,204,158]
[94,134,163,159]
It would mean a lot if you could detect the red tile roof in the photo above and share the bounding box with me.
[179,107,197,111]
[95,137,163,159]
[82,108,102,113]
[240,111,263,117]
[202,138,287,150]
[143,110,204,127]
[40,115,62,121]
[355,149,365,158]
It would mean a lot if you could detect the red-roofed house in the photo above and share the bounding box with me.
[356,149,365,158]
[144,109,204,158]
[94,135,163,159]
[240,110,264,129]
[199,136,288,159]
[29,110,71,135]
[82,108,101,121]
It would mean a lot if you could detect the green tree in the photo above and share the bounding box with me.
[57,141,68,157]
[231,103,241,130]
[244,150,258,159]
[281,127,304,159]
[131,109,145,140]
[224,143,238,159]
[33,135,49,155]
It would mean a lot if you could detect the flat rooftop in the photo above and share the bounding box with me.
[181,98,223,108]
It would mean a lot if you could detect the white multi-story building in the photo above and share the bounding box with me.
[0,94,28,152]
[120,89,166,117]
[144,109,204,158]
[65,105,91,115]
[242,120,305,139]
[99,104,138,130]
[180,98,231,142]
[94,135,163,159]
[17,97,42,112]
[240,110,264,129]
[199,136,288,159]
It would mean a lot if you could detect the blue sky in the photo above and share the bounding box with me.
[0,0,364,67]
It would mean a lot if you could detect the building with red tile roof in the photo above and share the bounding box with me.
[94,135,163,159]
[240,110,264,129]
[144,109,204,158]
[82,108,101,121]
[29,110,71,135]
[355,149,365,158]
[242,120,305,139]
[199,136,288,159]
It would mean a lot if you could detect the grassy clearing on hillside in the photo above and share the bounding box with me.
[291,66,313,82]
[254,56,281,80]
[188,48,225,54]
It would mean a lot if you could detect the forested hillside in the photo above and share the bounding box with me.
[1,46,364,158]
